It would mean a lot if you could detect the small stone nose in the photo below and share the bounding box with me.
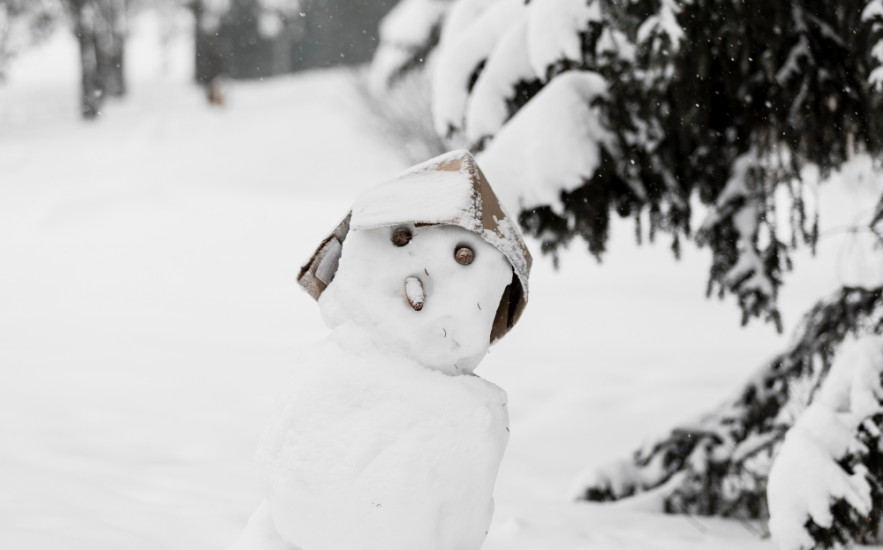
[404,276,425,311]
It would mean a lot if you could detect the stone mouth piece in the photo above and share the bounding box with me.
[404,276,425,312]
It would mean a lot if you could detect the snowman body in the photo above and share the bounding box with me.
[232,151,531,550]
[254,326,508,550]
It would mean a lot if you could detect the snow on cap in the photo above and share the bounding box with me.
[298,149,532,343]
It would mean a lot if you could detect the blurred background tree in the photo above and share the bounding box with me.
[1,0,395,116]
[0,0,60,83]
[64,0,128,118]
[1,0,129,117]
[191,0,394,86]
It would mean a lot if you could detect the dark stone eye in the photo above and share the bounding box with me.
[392,227,412,247]
[454,246,474,265]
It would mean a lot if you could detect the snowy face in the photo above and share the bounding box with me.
[319,224,513,374]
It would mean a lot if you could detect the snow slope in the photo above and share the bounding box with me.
[1,15,880,550]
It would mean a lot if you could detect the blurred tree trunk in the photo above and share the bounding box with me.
[66,0,127,119]
[191,0,226,85]
[0,4,9,84]
[71,1,101,118]
[191,0,206,82]
[97,0,126,97]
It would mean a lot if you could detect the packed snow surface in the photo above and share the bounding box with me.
[2,14,882,550]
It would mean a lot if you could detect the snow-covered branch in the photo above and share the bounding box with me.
[579,286,883,530]
[768,334,883,549]
[369,0,449,92]
[371,0,883,331]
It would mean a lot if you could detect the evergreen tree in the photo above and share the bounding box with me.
[374,0,883,327]
[582,285,883,547]
[766,332,883,548]
[372,0,883,547]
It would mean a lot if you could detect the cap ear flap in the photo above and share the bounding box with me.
[489,274,527,343]
[298,213,351,300]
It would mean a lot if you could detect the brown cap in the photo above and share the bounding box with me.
[298,150,532,343]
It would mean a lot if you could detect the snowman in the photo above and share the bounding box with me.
[232,150,531,550]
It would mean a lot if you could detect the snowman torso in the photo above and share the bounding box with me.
[256,327,509,550]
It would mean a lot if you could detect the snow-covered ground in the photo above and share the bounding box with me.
[1,14,880,550]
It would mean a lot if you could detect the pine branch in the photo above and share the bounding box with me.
[579,286,883,522]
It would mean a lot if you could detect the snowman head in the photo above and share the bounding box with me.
[298,150,531,375]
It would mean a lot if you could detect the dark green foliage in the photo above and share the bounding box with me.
[801,412,883,548]
[375,0,883,323]
[385,22,442,89]
[580,286,883,523]
[504,78,544,125]
[873,194,883,231]
[502,0,883,329]
[518,149,642,261]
